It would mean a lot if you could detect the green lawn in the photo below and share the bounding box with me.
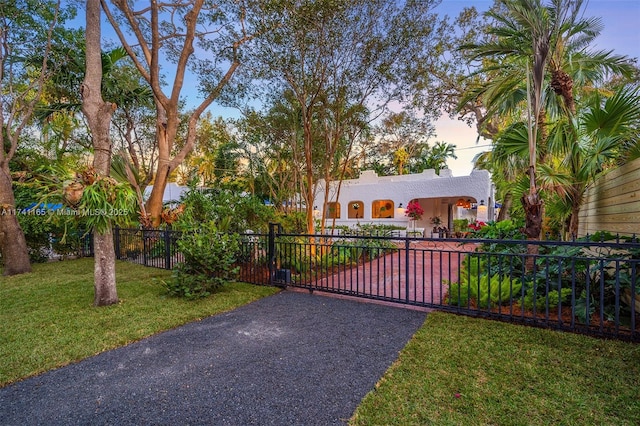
[350,312,640,426]
[0,258,280,387]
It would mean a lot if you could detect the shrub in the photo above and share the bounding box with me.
[452,219,469,236]
[277,211,307,233]
[164,221,240,299]
[177,186,276,233]
[521,287,573,311]
[446,256,522,308]
[354,223,404,236]
[318,245,357,271]
[473,219,526,240]
[447,273,522,309]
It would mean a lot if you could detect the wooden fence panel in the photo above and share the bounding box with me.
[578,157,640,237]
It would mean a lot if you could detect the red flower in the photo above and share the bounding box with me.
[405,200,424,220]
[468,221,487,231]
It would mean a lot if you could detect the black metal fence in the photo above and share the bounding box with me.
[113,227,184,269]
[112,227,271,285]
[111,225,640,342]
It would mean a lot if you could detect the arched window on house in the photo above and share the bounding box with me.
[348,201,364,219]
[325,202,340,219]
[372,199,395,219]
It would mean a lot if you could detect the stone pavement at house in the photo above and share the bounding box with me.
[314,240,471,306]
[0,291,426,426]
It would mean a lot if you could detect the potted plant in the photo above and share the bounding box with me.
[404,200,424,233]
[453,218,469,237]
[405,200,424,220]
[430,216,442,237]
[404,200,424,236]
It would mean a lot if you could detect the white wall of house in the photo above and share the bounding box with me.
[143,182,191,207]
[314,168,494,232]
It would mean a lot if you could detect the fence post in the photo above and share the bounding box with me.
[405,237,410,303]
[143,229,148,267]
[268,223,277,286]
[164,228,172,270]
[114,226,121,260]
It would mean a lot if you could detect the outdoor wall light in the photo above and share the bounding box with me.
[477,199,488,222]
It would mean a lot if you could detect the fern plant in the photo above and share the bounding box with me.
[164,221,240,299]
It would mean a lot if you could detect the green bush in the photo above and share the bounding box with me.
[521,287,573,311]
[333,237,397,262]
[17,208,88,262]
[353,223,404,236]
[277,211,307,233]
[164,222,240,299]
[452,218,469,235]
[473,219,526,240]
[451,229,639,324]
[176,185,276,233]
[13,177,86,262]
[318,244,361,271]
[18,213,57,263]
[447,273,522,309]
[447,256,523,308]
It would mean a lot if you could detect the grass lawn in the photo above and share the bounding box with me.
[0,258,280,387]
[350,312,640,426]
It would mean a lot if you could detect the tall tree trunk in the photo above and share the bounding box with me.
[145,104,173,226]
[93,230,117,305]
[568,204,580,239]
[302,109,315,235]
[522,173,543,271]
[568,184,584,238]
[83,0,118,306]
[0,163,31,275]
[145,162,170,227]
[522,190,543,239]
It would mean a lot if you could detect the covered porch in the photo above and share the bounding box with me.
[313,169,495,236]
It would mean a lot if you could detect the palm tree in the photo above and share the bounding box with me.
[429,141,458,174]
[462,0,635,239]
[472,137,527,221]
[547,88,640,236]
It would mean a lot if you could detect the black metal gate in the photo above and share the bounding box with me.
[263,223,640,342]
[111,224,640,341]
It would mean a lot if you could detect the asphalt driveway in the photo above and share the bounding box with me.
[0,291,427,425]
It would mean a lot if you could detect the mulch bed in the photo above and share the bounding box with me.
[452,299,640,337]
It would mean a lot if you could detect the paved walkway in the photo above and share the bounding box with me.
[0,291,426,425]
[313,240,473,307]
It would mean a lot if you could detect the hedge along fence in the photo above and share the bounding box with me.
[578,157,640,238]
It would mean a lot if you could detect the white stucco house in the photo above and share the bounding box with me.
[143,182,192,207]
[313,168,495,236]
